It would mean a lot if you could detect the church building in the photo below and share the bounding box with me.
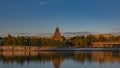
[52,26,63,41]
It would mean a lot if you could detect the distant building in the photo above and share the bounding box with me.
[52,26,62,40]
[93,34,113,39]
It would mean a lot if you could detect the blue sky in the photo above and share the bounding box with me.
[0,0,120,36]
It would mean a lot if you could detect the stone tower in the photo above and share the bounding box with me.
[53,26,62,40]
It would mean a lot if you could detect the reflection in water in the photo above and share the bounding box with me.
[0,51,120,68]
[52,57,62,68]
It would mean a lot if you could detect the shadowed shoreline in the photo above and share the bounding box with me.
[0,46,120,51]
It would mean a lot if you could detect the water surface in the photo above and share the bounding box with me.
[0,51,120,68]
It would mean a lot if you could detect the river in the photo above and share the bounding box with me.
[0,51,120,68]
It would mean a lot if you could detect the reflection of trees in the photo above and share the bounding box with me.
[73,53,86,62]
[91,52,120,64]
[0,51,120,66]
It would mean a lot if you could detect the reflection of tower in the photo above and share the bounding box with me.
[52,58,63,68]
[52,26,62,40]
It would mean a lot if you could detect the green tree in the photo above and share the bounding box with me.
[17,36,25,46]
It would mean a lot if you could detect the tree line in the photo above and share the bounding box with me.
[0,34,64,47]
[0,34,120,47]
[71,35,120,47]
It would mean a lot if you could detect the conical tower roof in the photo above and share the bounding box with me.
[53,26,62,40]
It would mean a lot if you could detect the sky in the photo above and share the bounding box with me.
[0,0,120,36]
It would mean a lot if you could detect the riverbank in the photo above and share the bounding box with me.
[40,48,120,51]
[0,46,120,51]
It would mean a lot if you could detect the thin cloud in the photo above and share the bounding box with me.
[39,1,47,5]
[17,33,30,35]
[113,28,120,31]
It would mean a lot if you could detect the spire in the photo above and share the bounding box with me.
[53,26,62,40]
